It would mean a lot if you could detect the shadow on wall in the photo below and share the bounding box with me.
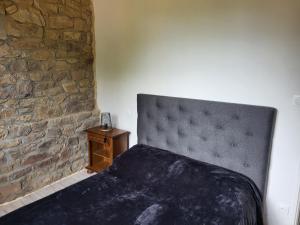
[95,1,140,75]
[95,0,300,77]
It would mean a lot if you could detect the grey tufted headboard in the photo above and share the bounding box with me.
[137,94,276,196]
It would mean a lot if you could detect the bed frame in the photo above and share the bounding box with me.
[137,94,276,196]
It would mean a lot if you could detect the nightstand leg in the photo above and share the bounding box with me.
[87,169,93,174]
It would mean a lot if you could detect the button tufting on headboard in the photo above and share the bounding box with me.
[215,124,224,130]
[187,146,194,153]
[213,152,221,158]
[245,130,254,137]
[156,100,163,109]
[229,141,238,148]
[137,94,277,196]
[243,162,250,168]
[203,110,211,116]
[200,136,208,142]
[166,138,173,146]
[156,124,164,133]
[146,112,153,120]
[177,129,186,138]
[232,114,240,120]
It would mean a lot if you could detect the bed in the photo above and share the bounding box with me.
[0,94,276,225]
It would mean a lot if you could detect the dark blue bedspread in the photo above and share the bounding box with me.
[0,144,263,225]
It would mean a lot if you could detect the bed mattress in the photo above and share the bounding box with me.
[0,144,263,225]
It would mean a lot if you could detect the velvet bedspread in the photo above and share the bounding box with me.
[0,144,263,225]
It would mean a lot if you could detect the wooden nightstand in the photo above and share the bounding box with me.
[86,127,130,173]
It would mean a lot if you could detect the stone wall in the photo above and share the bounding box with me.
[0,0,99,203]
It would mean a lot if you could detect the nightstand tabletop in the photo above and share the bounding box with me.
[86,127,130,138]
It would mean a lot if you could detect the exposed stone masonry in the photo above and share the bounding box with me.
[0,0,99,203]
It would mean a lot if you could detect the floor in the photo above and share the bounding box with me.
[0,169,95,218]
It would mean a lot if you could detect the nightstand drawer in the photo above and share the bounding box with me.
[88,133,109,145]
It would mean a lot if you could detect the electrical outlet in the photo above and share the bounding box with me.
[279,204,290,216]
[293,95,300,106]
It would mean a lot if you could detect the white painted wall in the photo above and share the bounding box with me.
[93,0,300,224]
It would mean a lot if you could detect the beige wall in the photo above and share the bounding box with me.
[93,0,300,224]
